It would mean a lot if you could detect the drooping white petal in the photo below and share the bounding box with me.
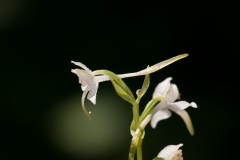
[71,61,93,74]
[81,87,92,121]
[157,144,183,160]
[166,84,179,102]
[153,77,172,98]
[151,108,172,128]
[172,109,194,135]
[87,80,99,105]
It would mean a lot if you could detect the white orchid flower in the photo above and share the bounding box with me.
[71,54,188,120]
[150,77,197,135]
[156,144,183,160]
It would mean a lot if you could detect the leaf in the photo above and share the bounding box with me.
[93,70,135,100]
[138,73,150,98]
[110,78,136,105]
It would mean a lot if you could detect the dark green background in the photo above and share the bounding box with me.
[1,1,239,160]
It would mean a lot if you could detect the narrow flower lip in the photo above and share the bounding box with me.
[157,143,183,160]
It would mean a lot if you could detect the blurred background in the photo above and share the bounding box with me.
[1,1,239,160]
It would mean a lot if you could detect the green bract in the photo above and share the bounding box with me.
[137,72,150,100]
[130,73,150,132]
[94,70,136,105]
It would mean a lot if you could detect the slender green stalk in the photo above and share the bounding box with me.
[132,98,143,160]
[132,102,140,133]
[135,97,142,160]
[137,138,143,160]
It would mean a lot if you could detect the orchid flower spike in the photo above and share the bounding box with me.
[150,77,197,135]
[156,144,183,160]
[71,54,188,120]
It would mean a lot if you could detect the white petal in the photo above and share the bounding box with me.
[173,110,194,135]
[166,84,179,102]
[81,89,91,121]
[87,80,99,105]
[81,84,88,91]
[157,144,183,160]
[153,77,172,98]
[168,101,190,110]
[150,108,172,128]
[71,61,93,74]
[71,69,94,87]
[150,99,168,115]
[168,101,195,110]
[88,93,97,105]
[190,102,198,108]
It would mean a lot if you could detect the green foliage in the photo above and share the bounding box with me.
[137,73,150,99]
[94,70,136,105]
[110,78,136,105]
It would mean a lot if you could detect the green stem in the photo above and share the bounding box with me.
[132,98,143,160]
[129,114,152,160]
[137,138,143,160]
[135,97,143,160]
[132,102,139,132]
